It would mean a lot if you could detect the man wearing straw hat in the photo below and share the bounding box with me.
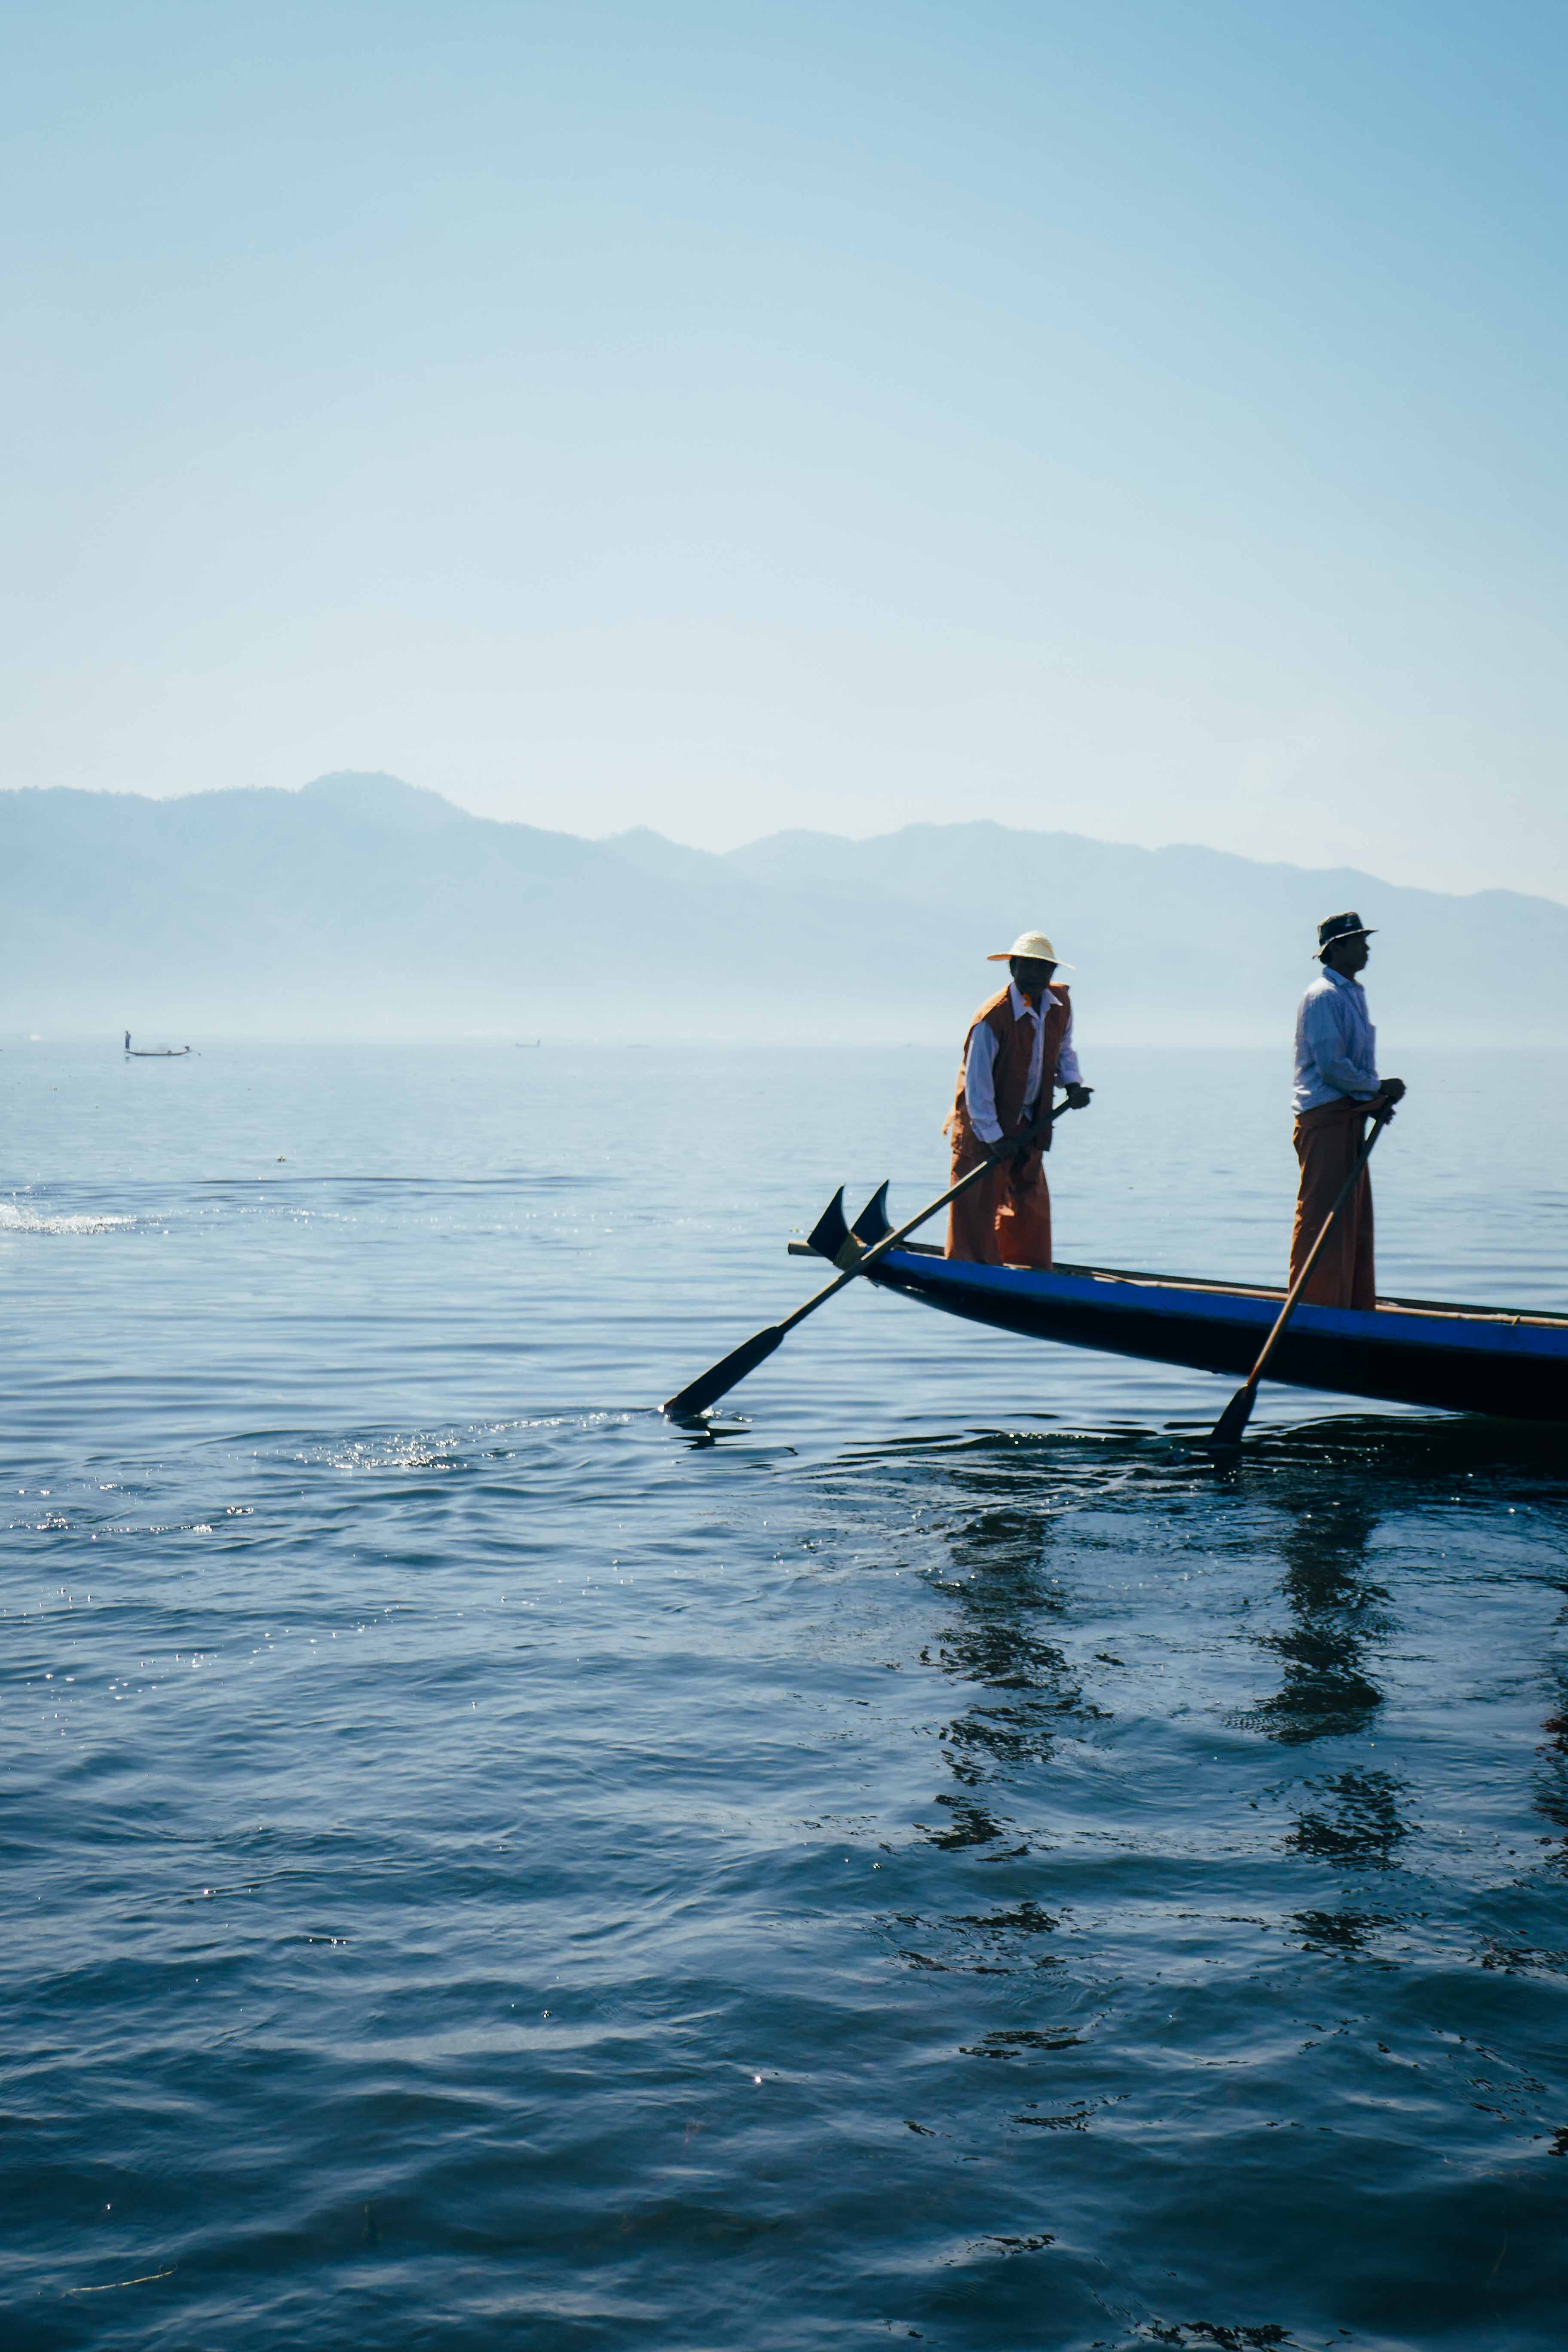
[944,931,1092,1267]
[1291,912,1406,1308]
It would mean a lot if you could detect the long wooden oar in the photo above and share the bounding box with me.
[663,1097,1085,1418]
[1209,1102,1394,1450]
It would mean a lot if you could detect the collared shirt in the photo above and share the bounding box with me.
[1292,965,1380,1114]
[964,981,1084,1143]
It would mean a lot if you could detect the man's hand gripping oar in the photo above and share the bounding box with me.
[662,1094,1087,1419]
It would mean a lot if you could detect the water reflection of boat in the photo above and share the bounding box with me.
[792,1211,1568,1422]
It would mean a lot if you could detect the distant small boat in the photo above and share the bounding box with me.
[126,1045,192,1058]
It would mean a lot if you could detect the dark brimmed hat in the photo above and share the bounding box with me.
[1316,910,1375,957]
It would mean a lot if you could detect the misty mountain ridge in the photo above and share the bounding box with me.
[3,772,1562,1044]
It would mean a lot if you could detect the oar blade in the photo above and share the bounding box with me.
[1209,1380,1257,1451]
[663,1325,785,1419]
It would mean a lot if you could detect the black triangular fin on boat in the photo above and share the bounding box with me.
[805,1186,851,1261]
[851,1182,891,1247]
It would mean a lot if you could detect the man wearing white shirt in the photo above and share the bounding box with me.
[944,930,1093,1266]
[1290,911,1405,1308]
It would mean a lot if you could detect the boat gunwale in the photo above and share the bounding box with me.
[787,1238,1568,1333]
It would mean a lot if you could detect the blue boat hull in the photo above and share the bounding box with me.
[864,1251,1568,1423]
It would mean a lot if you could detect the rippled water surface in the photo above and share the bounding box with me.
[5,1041,1568,2350]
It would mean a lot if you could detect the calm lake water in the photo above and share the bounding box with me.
[4,1040,1568,2350]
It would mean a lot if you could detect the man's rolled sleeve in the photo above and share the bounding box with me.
[1056,1010,1083,1091]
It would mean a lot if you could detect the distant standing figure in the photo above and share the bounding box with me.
[124,1031,131,1052]
[944,930,1093,1268]
[1290,913,1406,1309]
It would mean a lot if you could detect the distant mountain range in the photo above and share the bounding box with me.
[3,771,1561,1044]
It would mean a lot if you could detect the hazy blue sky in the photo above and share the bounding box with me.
[5,1,1565,893]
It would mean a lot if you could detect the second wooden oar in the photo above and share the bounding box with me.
[663,1097,1084,1418]
[1209,1101,1394,1450]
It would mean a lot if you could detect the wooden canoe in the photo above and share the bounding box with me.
[791,1199,1568,1422]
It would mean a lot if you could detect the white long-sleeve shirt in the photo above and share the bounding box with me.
[1292,966,1380,1114]
[963,982,1084,1143]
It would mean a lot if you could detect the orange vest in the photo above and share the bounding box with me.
[946,984,1071,1152]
